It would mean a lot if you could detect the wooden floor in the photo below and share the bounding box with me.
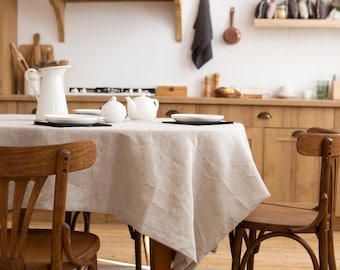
[90,220,340,269]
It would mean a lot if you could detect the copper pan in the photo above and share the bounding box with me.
[223,7,241,45]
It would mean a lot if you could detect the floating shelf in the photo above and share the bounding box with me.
[49,0,182,42]
[254,18,340,28]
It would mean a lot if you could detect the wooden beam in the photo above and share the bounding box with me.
[49,0,65,42]
[174,0,181,42]
[0,0,18,94]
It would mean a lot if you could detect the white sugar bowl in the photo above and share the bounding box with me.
[101,96,127,123]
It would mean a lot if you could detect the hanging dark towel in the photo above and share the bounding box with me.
[191,0,213,69]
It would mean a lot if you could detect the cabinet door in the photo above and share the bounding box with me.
[0,101,17,113]
[263,128,320,206]
[245,127,263,177]
[16,102,37,114]
[157,104,196,118]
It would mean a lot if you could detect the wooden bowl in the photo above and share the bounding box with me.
[214,87,241,98]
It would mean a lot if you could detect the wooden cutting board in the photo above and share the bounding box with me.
[19,33,55,68]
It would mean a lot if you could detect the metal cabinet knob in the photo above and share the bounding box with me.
[291,130,304,138]
[257,112,272,120]
[166,110,179,117]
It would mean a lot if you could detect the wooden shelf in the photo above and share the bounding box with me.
[49,0,182,42]
[254,18,340,28]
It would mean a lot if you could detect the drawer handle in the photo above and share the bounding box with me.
[166,110,179,117]
[257,112,272,120]
[292,130,304,138]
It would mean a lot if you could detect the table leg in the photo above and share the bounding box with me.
[150,239,175,270]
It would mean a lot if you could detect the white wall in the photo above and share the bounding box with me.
[18,0,340,97]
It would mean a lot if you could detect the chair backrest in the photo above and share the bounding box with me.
[0,140,96,269]
[297,132,340,231]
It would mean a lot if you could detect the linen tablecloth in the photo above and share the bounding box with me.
[0,114,270,270]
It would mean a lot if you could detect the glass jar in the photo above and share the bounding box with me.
[275,5,287,19]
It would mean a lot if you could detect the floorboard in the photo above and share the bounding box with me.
[89,221,340,269]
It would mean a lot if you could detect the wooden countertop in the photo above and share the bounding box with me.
[2,94,340,108]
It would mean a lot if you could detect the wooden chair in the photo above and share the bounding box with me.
[128,225,150,270]
[0,140,100,270]
[230,130,340,270]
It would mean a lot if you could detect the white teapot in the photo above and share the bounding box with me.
[125,93,159,120]
[101,96,127,123]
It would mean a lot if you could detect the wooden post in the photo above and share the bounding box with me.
[0,0,17,94]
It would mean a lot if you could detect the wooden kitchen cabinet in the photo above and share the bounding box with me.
[157,103,196,117]
[0,101,17,114]
[194,101,336,213]
[263,128,320,205]
[66,101,105,112]
[333,108,340,130]
[1,95,340,219]
[243,127,264,176]
[16,101,37,114]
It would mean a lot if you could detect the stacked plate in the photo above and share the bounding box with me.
[72,109,101,116]
[44,114,103,125]
[171,114,224,124]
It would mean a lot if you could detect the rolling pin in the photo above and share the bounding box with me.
[32,33,41,67]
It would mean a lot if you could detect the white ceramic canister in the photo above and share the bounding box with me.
[101,96,127,123]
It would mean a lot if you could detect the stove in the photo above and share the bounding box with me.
[68,87,156,96]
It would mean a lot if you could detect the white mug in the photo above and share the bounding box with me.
[302,90,313,99]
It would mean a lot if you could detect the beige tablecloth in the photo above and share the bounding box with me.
[0,114,270,270]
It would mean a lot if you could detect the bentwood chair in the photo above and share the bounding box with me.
[230,130,340,270]
[0,140,100,270]
[128,225,150,270]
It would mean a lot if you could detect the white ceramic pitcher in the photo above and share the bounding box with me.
[25,66,70,121]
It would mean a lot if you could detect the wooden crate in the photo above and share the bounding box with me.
[156,85,187,97]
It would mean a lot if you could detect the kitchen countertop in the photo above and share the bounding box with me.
[2,94,340,108]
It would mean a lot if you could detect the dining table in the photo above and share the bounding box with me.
[0,114,270,270]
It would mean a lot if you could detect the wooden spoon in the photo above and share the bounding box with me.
[223,7,241,45]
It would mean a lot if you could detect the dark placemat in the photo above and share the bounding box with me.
[162,120,233,126]
[34,121,112,128]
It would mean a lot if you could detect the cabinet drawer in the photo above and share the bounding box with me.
[197,105,334,128]
[0,101,17,113]
[333,109,340,130]
[16,101,37,114]
[158,104,196,118]
[263,128,320,204]
[67,101,106,112]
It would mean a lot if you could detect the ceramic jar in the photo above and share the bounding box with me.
[101,96,127,123]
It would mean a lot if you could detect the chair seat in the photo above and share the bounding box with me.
[22,229,100,269]
[231,132,339,270]
[240,203,319,232]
